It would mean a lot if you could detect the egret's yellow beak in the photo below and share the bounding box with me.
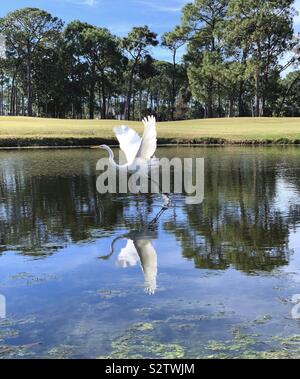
[90,146,99,149]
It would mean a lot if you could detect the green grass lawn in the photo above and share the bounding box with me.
[1,116,300,147]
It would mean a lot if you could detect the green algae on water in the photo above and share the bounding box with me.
[101,322,185,359]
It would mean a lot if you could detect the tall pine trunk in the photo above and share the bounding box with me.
[254,70,260,117]
[125,63,137,120]
[171,50,176,121]
[26,48,33,116]
[89,82,95,119]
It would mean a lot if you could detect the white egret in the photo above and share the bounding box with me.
[98,115,157,171]
[93,115,170,207]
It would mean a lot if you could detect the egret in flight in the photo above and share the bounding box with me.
[93,115,170,207]
[98,115,157,171]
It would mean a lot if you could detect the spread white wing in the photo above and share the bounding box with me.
[117,240,140,268]
[134,239,157,295]
[113,116,157,165]
[137,116,157,160]
[113,125,142,166]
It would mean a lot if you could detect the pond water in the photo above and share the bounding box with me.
[1,146,300,359]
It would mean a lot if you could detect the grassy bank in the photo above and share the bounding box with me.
[1,116,300,148]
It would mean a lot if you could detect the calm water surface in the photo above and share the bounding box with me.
[1,147,300,358]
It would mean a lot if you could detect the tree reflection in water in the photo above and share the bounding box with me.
[1,147,300,274]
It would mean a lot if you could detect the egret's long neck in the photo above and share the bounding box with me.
[98,236,125,260]
[101,145,129,169]
[102,145,116,165]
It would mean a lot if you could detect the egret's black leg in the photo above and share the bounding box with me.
[149,206,169,227]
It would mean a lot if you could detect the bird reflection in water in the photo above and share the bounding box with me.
[117,230,158,294]
[99,205,169,294]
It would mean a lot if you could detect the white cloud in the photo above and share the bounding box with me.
[81,0,98,6]
[134,0,187,13]
[66,0,99,7]
[109,23,137,36]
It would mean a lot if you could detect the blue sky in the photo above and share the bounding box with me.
[0,0,299,62]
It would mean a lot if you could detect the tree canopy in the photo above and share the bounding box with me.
[0,2,299,120]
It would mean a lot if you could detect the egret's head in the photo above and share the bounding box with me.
[90,144,108,150]
[91,144,114,161]
[99,145,112,153]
